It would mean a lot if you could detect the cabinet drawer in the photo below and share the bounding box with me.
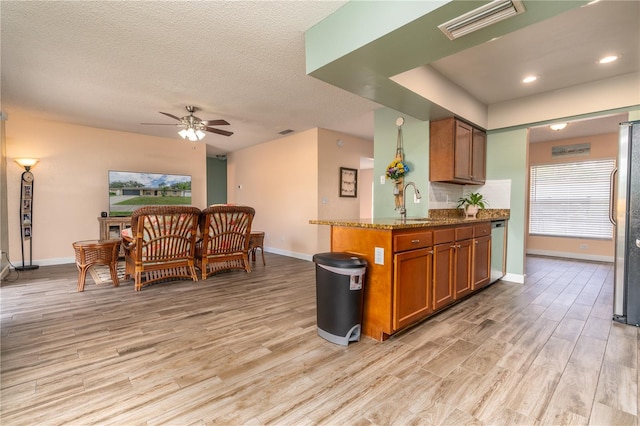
[455,226,473,241]
[474,222,491,237]
[433,228,455,244]
[394,231,433,252]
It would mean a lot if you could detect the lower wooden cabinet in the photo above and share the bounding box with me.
[454,239,473,299]
[329,220,498,341]
[472,235,491,290]
[433,243,454,310]
[393,248,433,330]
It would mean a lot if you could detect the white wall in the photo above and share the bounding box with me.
[5,110,207,266]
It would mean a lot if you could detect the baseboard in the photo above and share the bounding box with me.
[8,257,75,268]
[526,249,614,263]
[503,273,525,284]
[18,251,311,269]
[263,247,312,262]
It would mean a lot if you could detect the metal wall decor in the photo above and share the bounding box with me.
[15,159,39,271]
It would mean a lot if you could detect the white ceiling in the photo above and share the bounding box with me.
[2,1,638,155]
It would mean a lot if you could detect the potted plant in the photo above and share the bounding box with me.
[457,192,488,219]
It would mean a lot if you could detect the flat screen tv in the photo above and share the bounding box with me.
[108,171,192,217]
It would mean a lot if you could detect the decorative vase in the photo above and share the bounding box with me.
[465,205,479,219]
[393,178,403,210]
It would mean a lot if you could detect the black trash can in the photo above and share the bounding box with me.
[312,252,367,346]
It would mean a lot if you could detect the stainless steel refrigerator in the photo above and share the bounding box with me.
[612,120,640,326]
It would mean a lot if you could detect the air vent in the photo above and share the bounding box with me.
[438,0,526,40]
[278,129,294,135]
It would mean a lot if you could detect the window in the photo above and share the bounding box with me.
[529,159,615,239]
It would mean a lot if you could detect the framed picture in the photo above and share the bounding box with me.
[339,167,358,198]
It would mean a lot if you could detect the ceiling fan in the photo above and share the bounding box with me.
[141,105,233,141]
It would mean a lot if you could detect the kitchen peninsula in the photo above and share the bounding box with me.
[311,210,509,341]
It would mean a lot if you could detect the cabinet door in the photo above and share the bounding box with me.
[472,235,491,290]
[472,128,486,183]
[393,248,433,330]
[454,120,473,181]
[454,239,473,299]
[433,243,455,310]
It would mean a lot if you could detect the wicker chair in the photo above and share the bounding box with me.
[195,205,255,279]
[123,206,201,291]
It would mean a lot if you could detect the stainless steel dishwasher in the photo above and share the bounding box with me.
[490,220,507,283]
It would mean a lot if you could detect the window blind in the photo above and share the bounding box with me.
[529,159,615,239]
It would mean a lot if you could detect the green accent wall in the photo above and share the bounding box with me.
[206,157,227,206]
[374,108,429,219]
[486,128,528,277]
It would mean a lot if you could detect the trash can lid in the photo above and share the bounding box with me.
[312,252,367,268]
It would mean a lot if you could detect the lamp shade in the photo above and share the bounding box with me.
[15,158,39,170]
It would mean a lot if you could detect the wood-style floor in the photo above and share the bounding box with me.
[1,254,636,425]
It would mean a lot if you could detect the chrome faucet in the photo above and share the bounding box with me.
[400,181,421,220]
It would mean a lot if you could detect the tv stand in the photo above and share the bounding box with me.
[98,217,131,256]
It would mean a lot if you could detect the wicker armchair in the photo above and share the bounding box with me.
[196,205,255,279]
[123,206,201,291]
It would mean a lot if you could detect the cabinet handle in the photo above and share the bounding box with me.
[429,250,434,254]
[475,240,479,244]
[450,245,456,249]
[411,239,420,244]
[457,244,461,248]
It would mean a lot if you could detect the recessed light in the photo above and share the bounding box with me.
[522,75,538,84]
[550,123,568,131]
[598,55,619,64]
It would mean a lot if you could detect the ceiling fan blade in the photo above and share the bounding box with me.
[159,112,182,121]
[201,119,230,126]
[140,123,182,126]
[205,127,233,137]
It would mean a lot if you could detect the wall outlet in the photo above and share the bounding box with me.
[374,247,384,265]
[414,194,421,204]
[380,175,386,184]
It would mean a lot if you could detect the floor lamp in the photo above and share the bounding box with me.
[15,158,39,271]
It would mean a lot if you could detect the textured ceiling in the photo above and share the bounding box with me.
[2,1,638,156]
[1,1,379,156]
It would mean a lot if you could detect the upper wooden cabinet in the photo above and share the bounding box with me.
[430,117,486,184]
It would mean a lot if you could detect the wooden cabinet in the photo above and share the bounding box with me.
[433,242,455,310]
[430,117,486,184]
[472,222,492,290]
[472,128,486,183]
[393,248,433,330]
[98,217,131,256]
[433,225,474,309]
[329,220,495,341]
[392,230,433,330]
[98,216,131,240]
